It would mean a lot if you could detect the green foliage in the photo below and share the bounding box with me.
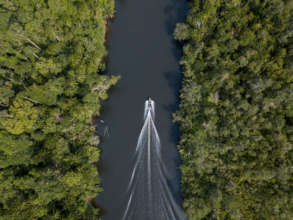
[175,0,293,219]
[0,0,117,219]
[174,23,190,41]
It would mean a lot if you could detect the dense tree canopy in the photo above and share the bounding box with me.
[174,0,293,219]
[0,0,118,219]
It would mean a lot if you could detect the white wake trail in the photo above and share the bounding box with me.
[122,98,186,220]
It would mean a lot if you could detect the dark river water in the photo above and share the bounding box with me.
[95,0,188,219]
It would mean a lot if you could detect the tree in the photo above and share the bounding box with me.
[0,0,118,218]
[175,0,293,219]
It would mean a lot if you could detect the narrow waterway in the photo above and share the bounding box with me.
[95,0,188,219]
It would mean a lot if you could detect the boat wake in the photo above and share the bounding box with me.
[122,98,186,220]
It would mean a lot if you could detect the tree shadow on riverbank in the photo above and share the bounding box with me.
[161,0,189,207]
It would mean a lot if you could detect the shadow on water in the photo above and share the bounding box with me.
[94,0,189,218]
[162,0,189,205]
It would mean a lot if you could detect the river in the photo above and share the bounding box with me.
[95,0,188,219]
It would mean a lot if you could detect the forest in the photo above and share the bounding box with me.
[1,0,293,219]
[174,0,293,219]
[0,0,118,219]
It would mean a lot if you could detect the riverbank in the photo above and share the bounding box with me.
[174,0,293,219]
[0,1,117,219]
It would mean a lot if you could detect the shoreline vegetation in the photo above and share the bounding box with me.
[0,0,118,219]
[174,0,293,219]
